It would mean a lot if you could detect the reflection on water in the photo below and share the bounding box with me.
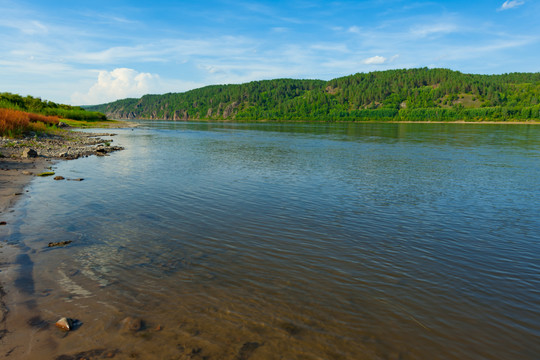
[2,122,540,359]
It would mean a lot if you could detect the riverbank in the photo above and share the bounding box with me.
[0,127,128,357]
[0,130,124,215]
[114,118,540,124]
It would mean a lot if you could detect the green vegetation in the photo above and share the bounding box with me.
[0,93,112,137]
[0,92,107,121]
[86,68,540,122]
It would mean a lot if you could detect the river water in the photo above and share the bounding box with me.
[2,122,539,359]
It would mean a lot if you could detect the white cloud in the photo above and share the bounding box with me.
[363,56,387,65]
[71,68,160,105]
[361,54,400,66]
[499,1,525,10]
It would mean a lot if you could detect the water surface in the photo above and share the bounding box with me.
[2,122,540,359]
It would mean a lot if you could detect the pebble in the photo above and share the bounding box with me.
[55,317,73,331]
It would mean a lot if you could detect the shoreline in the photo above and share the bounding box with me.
[0,157,52,215]
[0,125,129,351]
[112,118,540,125]
[0,129,124,215]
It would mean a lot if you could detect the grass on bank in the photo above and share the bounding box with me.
[0,108,60,137]
[59,118,119,128]
[0,108,118,137]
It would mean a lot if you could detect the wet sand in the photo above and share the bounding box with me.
[0,159,51,358]
[0,158,52,215]
[0,128,127,358]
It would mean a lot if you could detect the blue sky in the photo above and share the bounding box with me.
[0,0,538,105]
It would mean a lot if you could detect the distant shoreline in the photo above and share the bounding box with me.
[110,118,540,125]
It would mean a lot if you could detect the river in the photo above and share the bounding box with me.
[2,121,539,359]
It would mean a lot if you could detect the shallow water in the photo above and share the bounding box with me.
[1,122,540,359]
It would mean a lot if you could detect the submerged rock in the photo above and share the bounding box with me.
[55,317,73,331]
[121,317,143,332]
[48,240,72,247]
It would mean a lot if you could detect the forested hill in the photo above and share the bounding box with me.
[85,68,540,122]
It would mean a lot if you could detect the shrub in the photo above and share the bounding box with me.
[27,121,48,133]
[28,112,59,125]
[0,108,58,137]
[0,108,29,137]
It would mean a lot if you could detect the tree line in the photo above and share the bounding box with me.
[63,68,540,122]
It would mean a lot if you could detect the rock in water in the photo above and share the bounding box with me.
[48,240,72,247]
[121,317,143,332]
[55,317,73,331]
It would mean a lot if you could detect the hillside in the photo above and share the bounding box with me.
[86,68,540,122]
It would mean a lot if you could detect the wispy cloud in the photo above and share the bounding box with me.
[410,23,459,38]
[498,1,525,11]
[348,26,361,34]
[1,19,48,35]
[310,43,349,53]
